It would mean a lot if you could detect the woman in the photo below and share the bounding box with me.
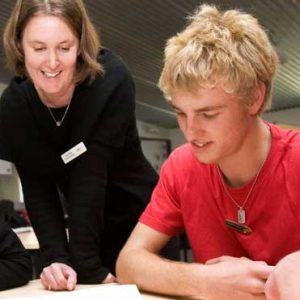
[0,0,160,290]
[0,220,32,290]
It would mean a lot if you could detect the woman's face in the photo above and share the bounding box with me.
[21,14,79,104]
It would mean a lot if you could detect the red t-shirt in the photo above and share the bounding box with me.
[140,123,300,265]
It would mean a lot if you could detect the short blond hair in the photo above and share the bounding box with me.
[3,0,102,84]
[159,4,279,113]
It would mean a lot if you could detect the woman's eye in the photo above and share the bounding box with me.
[60,47,70,52]
[34,48,45,52]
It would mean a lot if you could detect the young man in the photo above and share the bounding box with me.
[116,4,300,300]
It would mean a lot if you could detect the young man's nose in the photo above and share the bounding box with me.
[184,117,203,142]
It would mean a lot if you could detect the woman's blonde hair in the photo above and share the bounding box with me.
[3,0,103,84]
[159,4,279,113]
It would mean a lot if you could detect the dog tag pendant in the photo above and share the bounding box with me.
[238,208,246,224]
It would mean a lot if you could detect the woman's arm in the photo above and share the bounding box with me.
[67,56,139,283]
[67,142,113,283]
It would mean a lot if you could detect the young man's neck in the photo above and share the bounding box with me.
[218,119,271,188]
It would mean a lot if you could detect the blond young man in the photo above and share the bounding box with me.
[116,4,300,300]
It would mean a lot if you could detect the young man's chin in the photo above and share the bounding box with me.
[193,152,216,165]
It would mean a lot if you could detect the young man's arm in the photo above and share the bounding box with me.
[116,222,274,299]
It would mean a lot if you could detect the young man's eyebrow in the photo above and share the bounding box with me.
[171,104,226,112]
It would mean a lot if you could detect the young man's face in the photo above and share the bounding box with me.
[171,85,254,165]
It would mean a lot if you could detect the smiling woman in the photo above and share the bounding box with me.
[21,15,78,108]
[0,0,177,292]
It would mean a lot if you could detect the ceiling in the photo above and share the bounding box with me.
[0,0,300,128]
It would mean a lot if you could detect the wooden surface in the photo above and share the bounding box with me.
[0,280,180,300]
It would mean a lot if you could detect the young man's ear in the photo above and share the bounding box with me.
[248,82,266,115]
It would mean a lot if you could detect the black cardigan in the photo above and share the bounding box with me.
[0,49,158,283]
[0,221,32,290]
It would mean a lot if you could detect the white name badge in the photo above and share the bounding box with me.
[61,142,87,164]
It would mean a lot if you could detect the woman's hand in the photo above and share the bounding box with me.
[40,263,77,291]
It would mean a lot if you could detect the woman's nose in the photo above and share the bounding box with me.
[47,50,59,69]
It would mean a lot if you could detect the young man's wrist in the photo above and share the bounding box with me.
[180,262,210,298]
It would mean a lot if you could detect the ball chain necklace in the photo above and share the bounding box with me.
[217,159,266,235]
[47,100,72,127]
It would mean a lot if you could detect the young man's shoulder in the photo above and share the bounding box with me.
[270,123,300,149]
[269,123,300,170]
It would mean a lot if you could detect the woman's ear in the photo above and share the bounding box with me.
[248,82,266,115]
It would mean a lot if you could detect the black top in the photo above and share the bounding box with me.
[0,49,158,283]
[0,221,32,290]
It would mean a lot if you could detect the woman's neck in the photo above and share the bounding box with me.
[36,84,75,108]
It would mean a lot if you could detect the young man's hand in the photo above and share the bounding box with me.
[265,251,300,300]
[200,256,274,300]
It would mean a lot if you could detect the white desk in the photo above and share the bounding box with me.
[13,230,185,299]
[0,280,181,300]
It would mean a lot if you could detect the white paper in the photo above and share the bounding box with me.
[3,285,143,300]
